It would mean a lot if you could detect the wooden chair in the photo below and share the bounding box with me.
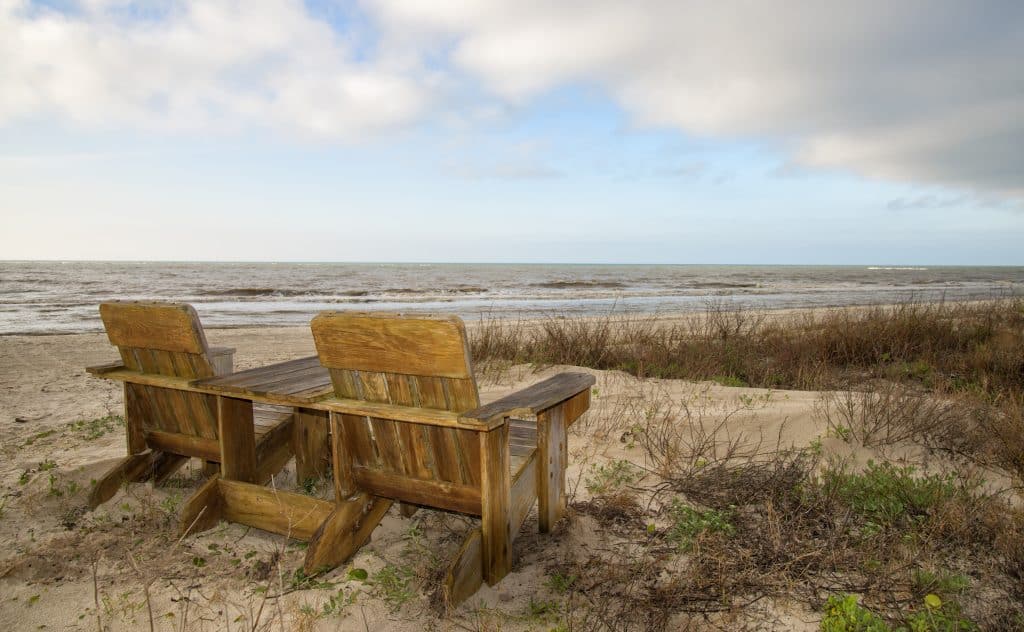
[85,301,295,509]
[313,313,595,604]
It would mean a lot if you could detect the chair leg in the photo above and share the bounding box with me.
[88,449,162,509]
[537,405,568,532]
[480,425,512,585]
[444,528,483,609]
[304,493,391,574]
[178,474,224,536]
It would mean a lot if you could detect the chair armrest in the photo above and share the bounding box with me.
[209,346,236,376]
[460,372,596,426]
[86,360,126,376]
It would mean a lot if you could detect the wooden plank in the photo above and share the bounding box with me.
[304,493,392,573]
[537,404,567,533]
[461,373,595,425]
[100,301,209,354]
[124,382,147,454]
[197,356,321,392]
[311,312,474,379]
[330,412,355,501]
[179,474,223,536]
[428,425,466,483]
[562,389,591,427]
[208,346,235,376]
[218,396,257,483]
[88,450,162,509]
[510,450,538,544]
[292,409,328,483]
[412,375,448,409]
[146,430,220,461]
[444,528,483,609]
[370,418,406,474]
[341,414,379,468]
[219,479,334,540]
[314,397,494,429]
[480,425,512,585]
[350,466,482,515]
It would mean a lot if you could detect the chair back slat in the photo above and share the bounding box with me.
[312,313,483,494]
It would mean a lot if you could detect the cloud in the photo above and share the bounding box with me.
[0,0,430,139]
[3,1,1022,198]
[367,0,1024,197]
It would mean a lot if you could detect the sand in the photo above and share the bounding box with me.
[0,324,962,630]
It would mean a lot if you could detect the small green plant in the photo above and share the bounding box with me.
[192,556,206,568]
[822,461,964,531]
[18,471,30,485]
[584,460,640,494]
[320,588,356,617]
[820,594,890,632]
[47,473,80,498]
[289,568,333,590]
[666,498,734,551]
[39,459,57,471]
[300,477,319,496]
[527,597,560,620]
[373,564,414,609]
[904,594,978,632]
[347,567,368,581]
[829,425,853,441]
[68,415,124,442]
[911,569,969,597]
[713,375,747,387]
[546,572,577,594]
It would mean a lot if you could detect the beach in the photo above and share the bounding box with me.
[3,304,1021,630]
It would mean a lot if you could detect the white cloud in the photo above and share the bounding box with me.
[3,1,1022,197]
[0,0,429,138]
[367,0,1024,197]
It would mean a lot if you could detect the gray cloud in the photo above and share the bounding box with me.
[368,0,1024,197]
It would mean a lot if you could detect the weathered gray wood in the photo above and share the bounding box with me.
[461,373,595,425]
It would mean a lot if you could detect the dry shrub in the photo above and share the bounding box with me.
[817,382,960,447]
[469,298,1024,396]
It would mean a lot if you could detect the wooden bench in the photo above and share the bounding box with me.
[85,301,298,509]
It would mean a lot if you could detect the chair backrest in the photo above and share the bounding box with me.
[100,301,220,441]
[311,313,484,506]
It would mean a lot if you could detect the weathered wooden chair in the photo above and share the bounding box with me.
[325,313,597,601]
[85,301,296,509]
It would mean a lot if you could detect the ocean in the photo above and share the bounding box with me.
[1,261,1022,335]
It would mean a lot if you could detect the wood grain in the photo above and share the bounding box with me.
[100,301,210,355]
[311,312,474,379]
[480,425,511,585]
[218,479,333,540]
[461,372,595,425]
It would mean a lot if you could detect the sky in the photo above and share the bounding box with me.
[1,0,1022,264]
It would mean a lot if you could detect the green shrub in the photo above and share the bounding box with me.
[666,498,734,551]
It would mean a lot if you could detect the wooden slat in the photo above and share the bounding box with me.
[88,450,162,509]
[124,383,147,454]
[510,450,538,544]
[314,396,493,428]
[219,479,334,540]
[145,430,220,461]
[330,412,355,501]
[311,312,474,379]
[342,415,379,468]
[292,409,328,483]
[100,301,209,354]
[461,373,595,425]
[350,466,482,515]
[198,356,322,392]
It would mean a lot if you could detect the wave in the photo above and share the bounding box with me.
[688,282,759,289]
[532,280,627,289]
[867,267,929,271]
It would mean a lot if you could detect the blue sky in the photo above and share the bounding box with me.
[1,1,1022,264]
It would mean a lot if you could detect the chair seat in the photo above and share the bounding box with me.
[509,418,538,475]
[253,404,293,445]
